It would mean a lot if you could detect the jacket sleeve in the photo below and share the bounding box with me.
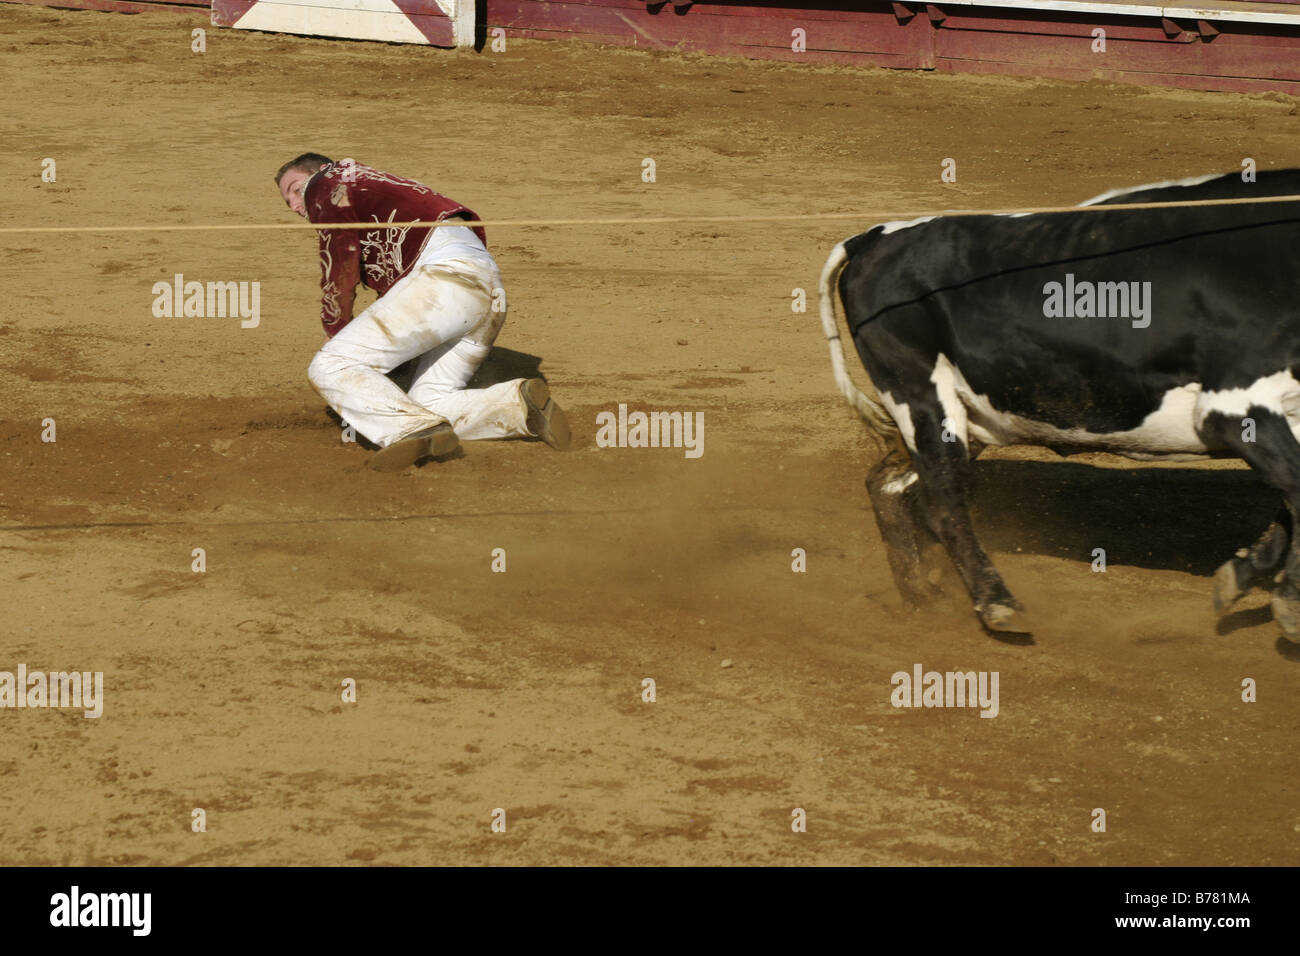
[318,227,361,338]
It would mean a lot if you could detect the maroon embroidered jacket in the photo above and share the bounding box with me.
[304,160,486,337]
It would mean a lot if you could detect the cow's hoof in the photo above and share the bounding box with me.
[976,603,1032,635]
[1270,593,1300,644]
[1212,559,1246,617]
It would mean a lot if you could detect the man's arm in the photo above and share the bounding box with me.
[319,228,362,338]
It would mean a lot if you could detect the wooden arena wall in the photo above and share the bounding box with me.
[484,0,1300,94]
[9,0,1300,94]
[2,0,205,13]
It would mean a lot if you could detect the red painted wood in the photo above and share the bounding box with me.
[489,0,933,65]
[2,0,204,11]
[400,9,456,43]
[392,0,454,42]
[210,0,256,25]
[484,1,1300,89]
[938,8,1173,39]
[493,0,1300,20]
[495,0,917,25]
[390,0,456,44]
[199,0,1300,94]
[934,10,1300,85]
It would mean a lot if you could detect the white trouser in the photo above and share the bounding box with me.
[307,229,531,447]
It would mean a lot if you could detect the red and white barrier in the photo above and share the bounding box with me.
[210,0,475,47]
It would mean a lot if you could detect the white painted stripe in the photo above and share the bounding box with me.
[234,0,433,44]
[1164,3,1300,23]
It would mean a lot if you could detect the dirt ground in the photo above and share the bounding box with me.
[2,3,1299,866]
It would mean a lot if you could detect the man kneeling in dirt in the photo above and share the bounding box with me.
[274,153,570,471]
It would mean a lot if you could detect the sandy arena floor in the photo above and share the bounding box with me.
[2,3,1299,865]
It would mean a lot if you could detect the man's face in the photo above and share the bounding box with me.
[277,168,314,218]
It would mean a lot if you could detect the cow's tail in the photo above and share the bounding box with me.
[817,239,900,438]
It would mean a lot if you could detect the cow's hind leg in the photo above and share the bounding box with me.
[865,443,946,608]
[905,399,1030,634]
[1212,506,1292,617]
[1200,409,1300,642]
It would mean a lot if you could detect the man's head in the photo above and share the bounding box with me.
[275,152,333,218]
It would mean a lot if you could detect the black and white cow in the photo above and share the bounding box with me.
[819,169,1300,639]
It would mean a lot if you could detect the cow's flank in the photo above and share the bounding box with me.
[819,168,1300,641]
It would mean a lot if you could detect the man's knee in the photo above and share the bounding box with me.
[308,349,348,391]
[468,303,506,348]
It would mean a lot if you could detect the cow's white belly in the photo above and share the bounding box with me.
[879,355,1300,462]
[965,380,1209,457]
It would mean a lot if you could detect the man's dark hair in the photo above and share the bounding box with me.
[274,152,334,185]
